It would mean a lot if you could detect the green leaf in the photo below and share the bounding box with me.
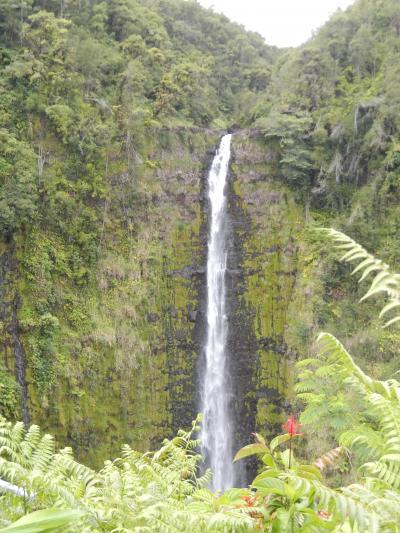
[380,300,400,318]
[270,434,291,453]
[253,433,267,446]
[340,248,364,261]
[253,469,283,484]
[351,257,374,275]
[233,443,268,462]
[359,264,382,283]
[252,476,286,496]
[384,316,400,328]
[0,509,84,533]
[262,453,276,467]
[296,464,323,480]
[280,448,294,469]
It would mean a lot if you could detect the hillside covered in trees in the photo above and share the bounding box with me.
[0,0,400,530]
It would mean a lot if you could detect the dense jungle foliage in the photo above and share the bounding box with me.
[0,234,399,531]
[0,0,278,460]
[0,0,400,530]
[0,0,275,396]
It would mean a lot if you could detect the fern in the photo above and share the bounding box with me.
[323,228,400,327]
[340,426,385,462]
[314,447,345,471]
[0,416,256,532]
[294,230,400,531]
[289,474,379,531]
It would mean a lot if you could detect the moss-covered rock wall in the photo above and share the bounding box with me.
[0,128,219,467]
[227,132,309,474]
[0,127,316,473]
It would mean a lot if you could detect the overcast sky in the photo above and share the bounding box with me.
[197,0,356,48]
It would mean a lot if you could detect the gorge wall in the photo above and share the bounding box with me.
[2,125,398,471]
[0,128,218,466]
[0,128,310,469]
[1,0,400,473]
[226,132,307,478]
[27,128,221,466]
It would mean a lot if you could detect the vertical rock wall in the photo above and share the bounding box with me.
[0,128,219,466]
[0,128,309,472]
[227,132,305,480]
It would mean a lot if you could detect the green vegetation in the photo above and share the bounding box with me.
[0,0,400,530]
[0,0,277,462]
[238,0,400,450]
[251,0,400,251]
[0,232,399,531]
[0,416,256,532]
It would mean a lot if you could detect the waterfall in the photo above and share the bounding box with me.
[201,134,235,492]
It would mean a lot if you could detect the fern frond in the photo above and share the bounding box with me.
[316,332,373,389]
[289,474,378,530]
[340,426,385,461]
[363,460,400,489]
[314,447,345,471]
[323,228,400,327]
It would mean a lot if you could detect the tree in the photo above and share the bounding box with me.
[0,129,38,236]
[0,0,33,43]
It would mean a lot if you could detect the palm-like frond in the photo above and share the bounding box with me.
[312,332,400,491]
[323,228,400,327]
[291,229,400,530]
[315,332,373,388]
[289,474,379,532]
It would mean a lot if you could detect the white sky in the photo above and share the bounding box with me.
[197,0,356,48]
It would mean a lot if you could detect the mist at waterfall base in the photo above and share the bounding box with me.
[200,134,238,492]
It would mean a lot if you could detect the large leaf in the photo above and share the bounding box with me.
[270,434,291,453]
[261,453,276,467]
[324,228,400,328]
[252,469,283,484]
[252,476,286,497]
[0,509,84,533]
[233,443,268,462]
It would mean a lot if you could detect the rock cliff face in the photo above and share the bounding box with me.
[43,128,220,466]
[0,128,219,466]
[0,128,311,471]
[0,243,29,427]
[223,132,306,480]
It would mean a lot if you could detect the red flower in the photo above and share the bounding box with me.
[282,415,303,437]
[241,495,256,507]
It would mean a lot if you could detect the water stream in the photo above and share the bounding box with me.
[200,134,235,491]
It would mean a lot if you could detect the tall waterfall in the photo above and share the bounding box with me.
[201,134,235,492]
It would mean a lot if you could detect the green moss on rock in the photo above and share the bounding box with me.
[232,131,305,439]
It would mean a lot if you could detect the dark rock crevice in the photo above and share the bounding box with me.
[225,149,259,485]
[0,245,30,426]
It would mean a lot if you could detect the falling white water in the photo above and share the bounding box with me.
[201,134,235,492]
